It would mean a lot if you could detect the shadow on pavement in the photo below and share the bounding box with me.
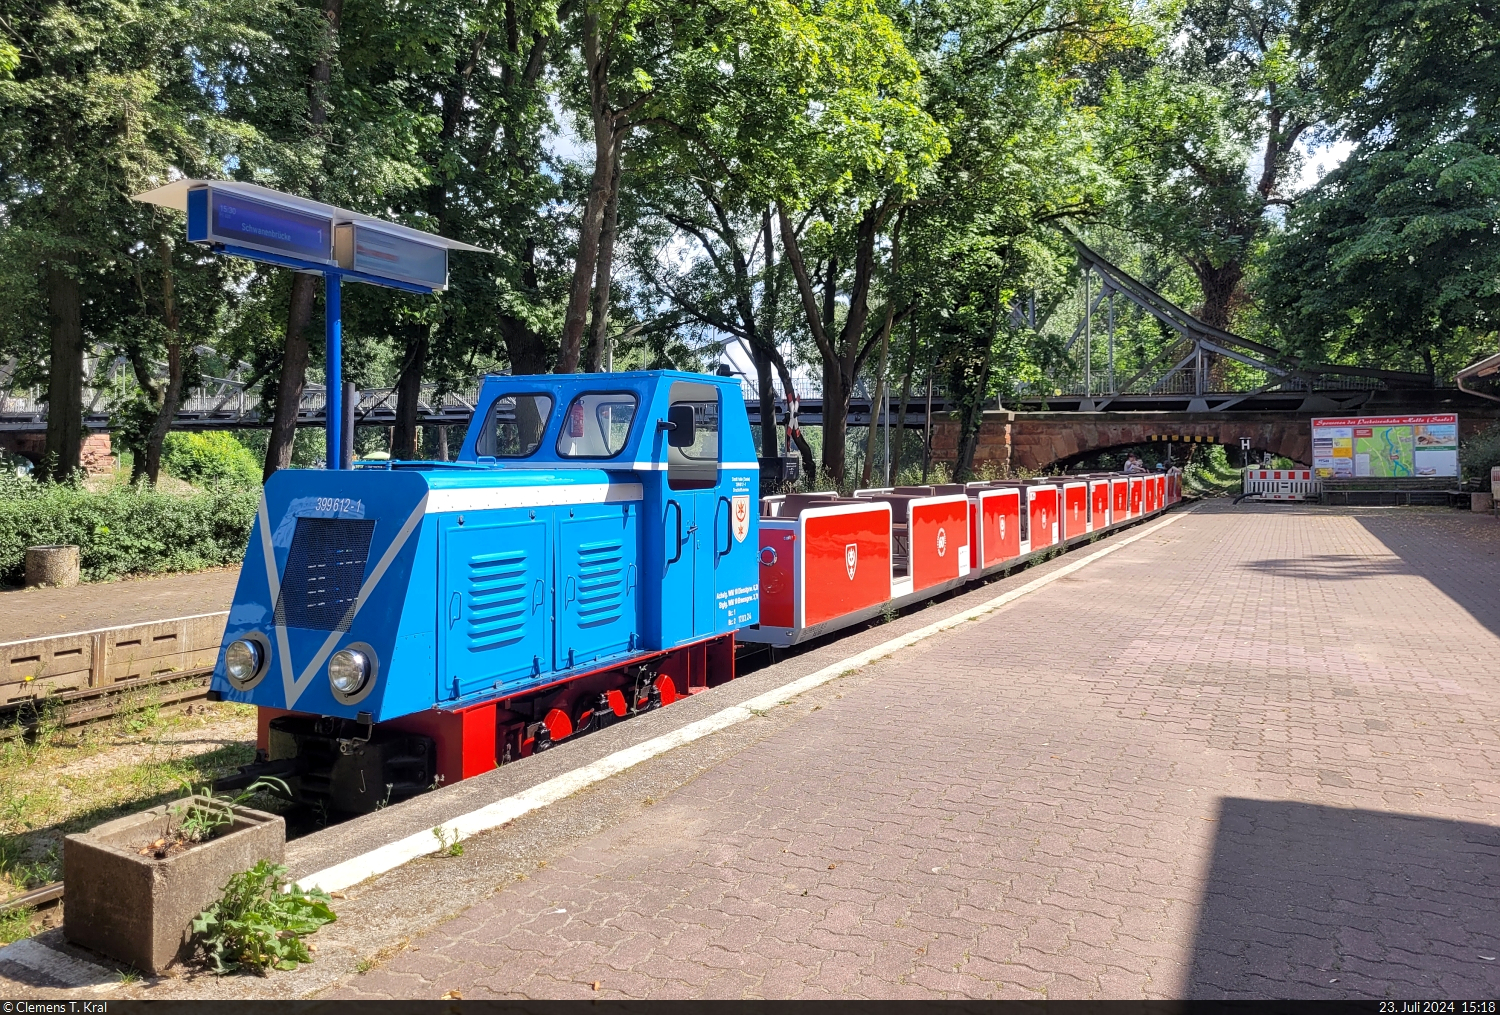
[1238,554,1409,581]
[1353,512,1500,640]
[1187,798,1500,999]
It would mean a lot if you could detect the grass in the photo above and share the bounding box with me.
[0,906,35,945]
[1183,445,1242,497]
[0,697,258,915]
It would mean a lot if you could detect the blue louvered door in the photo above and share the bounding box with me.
[556,508,639,671]
[440,519,550,701]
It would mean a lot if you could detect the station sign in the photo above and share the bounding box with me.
[1311,414,1458,479]
[186,186,333,264]
[335,222,447,290]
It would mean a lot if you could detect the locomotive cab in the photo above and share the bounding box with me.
[211,371,759,812]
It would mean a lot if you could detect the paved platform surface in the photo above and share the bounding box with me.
[13,503,1499,1000]
[0,567,240,641]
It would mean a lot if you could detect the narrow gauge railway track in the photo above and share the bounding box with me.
[0,668,212,740]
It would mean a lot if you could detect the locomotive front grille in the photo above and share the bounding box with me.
[274,517,377,632]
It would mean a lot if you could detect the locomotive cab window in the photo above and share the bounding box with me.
[478,393,553,458]
[667,381,719,490]
[556,391,638,458]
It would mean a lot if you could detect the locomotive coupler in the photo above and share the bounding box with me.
[337,710,375,756]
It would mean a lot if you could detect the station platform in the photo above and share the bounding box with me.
[0,567,241,642]
[6,503,1499,1000]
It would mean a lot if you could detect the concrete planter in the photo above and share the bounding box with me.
[25,545,79,588]
[63,797,284,973]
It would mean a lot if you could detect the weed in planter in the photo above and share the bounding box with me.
[191,860,336,974]
[432,826,464,857]
[141,778,291,858]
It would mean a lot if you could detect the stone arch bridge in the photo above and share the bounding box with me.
[931,405,1500,474]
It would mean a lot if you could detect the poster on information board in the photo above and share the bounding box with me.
[1311,414,1459,479]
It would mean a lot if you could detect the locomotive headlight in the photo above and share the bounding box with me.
[328,648,370,695]
[225,639,262,682]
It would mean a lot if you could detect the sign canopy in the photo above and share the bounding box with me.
[133,179,486,293]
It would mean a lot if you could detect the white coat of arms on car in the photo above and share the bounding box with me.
[732,495,750,542]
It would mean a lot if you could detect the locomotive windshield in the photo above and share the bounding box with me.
[479,392,553,457]
[556,391,638,458]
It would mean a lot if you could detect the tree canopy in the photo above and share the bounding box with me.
[0,0,1493,482]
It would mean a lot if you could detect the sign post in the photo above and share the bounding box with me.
[132,180,486,469]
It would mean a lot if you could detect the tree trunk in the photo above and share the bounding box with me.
[390,324,428,460]
[44,262,85,482]
[754,208,780,459]
[265,0,341,479]
[142,242,183,484]
[951,305,1001,482]
[558,11,614,373]
[143,342,185,484]
[1192,259,1243,333]
[890,319,917,481]
[585,136,624,372]
[263,273,317,480]
[435,425,449,461]
[504,239,552,374]
[821,357,847,487]
[861,306,894,488]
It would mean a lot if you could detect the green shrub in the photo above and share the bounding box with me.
[0,481,257,585]
[162,432,261,489]
[1461,424,1500,485]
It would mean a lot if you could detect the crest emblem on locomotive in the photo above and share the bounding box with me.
[845,543,858,579]
[937,527,947,557]
[732,494,750,542]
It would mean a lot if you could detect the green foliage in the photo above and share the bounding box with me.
[0,907,34,945]
[192,861,336,974]
[173,778,289,844]
[0,480,256,585]
[1460,425,1500,485]
[432,825,464,857]
[1255,0,1500,375]
[1183,444,1240,496]
[161,432,261,489]
[1105,0,1319,332]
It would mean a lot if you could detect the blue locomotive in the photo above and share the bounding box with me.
[212,371,760,811]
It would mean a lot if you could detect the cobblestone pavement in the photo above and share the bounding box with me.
[312,503,1500,1001]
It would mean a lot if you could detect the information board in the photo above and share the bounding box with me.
[187,186,333,263]
[1311,415,1459,479]
[334,223,446,288]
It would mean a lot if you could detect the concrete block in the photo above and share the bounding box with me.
[25,545,79,588]
[1471,492,1493,514]
[64,797,284,973]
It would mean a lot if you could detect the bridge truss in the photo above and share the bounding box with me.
[1010,234,1434,414]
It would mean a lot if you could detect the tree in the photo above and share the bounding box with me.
[1254,0,1500,377]
[892,0,1149,477]
[0,0,241,480]
[1111,0,1319,331]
